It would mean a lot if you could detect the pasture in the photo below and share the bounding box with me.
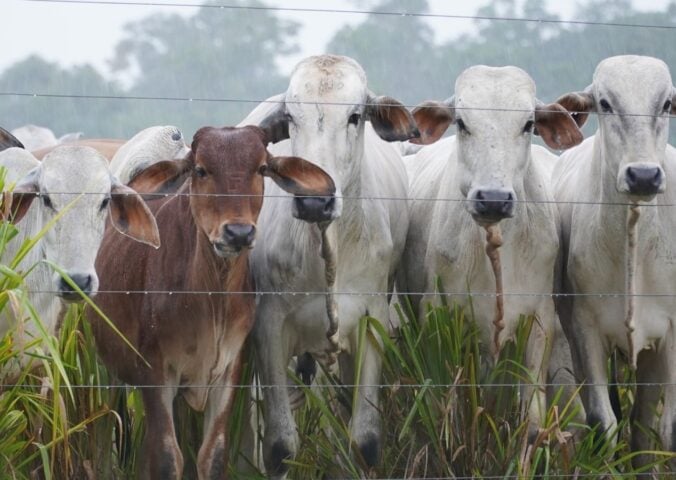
[3,1,676,479]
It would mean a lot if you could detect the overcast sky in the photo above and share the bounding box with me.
[2,0,673,77]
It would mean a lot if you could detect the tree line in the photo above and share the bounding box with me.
[2,0,675,140]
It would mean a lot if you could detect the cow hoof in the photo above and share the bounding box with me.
[267,439,294,476]
[357,432,380,468]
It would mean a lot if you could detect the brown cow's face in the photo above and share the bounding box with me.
[190,127,266,258]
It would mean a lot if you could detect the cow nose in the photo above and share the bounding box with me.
[471,189,515,221]
[294,196,335,223]
[58,274,93,301]
[223,223,256,248]
[625,166,663,196]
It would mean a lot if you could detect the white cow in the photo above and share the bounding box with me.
[12,124,83,152]
[402,65,583,438]
[0,140,160,373]
[552,55,676,464]
[110,125,189,185]
[238,54,419,477]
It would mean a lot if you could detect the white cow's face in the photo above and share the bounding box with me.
[252,55,419,224]
[558,55,676,199]
[453,67,540,223]
[411,66,583,225]
[10,145,159,302]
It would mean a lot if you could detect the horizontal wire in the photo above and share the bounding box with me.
[11,191,676,208]
[19,0,676,31]
[336,474,676,479]
[16,290,676,298]
[2,91,674,119]
[1,381,675,389]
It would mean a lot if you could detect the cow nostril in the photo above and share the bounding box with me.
[627,167,637,183]
[323,197,335,214]
[59,274,93,298]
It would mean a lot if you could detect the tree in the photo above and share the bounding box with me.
[110,0,300,138]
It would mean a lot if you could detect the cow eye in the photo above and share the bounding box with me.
[664,100,672,113]
[523,120,534,134]
[348,113,361,126]
[41,194,53,210]
[599,99,613,113]
[194,166,207,178]
[456,118,469,135]
[100,196,110,212]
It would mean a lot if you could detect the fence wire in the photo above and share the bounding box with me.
[19,0,676,31]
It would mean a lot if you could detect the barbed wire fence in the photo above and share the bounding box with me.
[5,0,676,477]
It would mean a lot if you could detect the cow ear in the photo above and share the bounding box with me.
[261,155,335,197]
[0,127,24,152]
[534,103,585,150]
[110,179,160,248]
[555,87,594,128]
[365,94,420,142]
[411,98,455,145]
[239,94,290,144]
[128,157,192,195]
[3,166,40,223]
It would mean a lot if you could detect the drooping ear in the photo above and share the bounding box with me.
[261,155,335,197]
[534,102,585,150]
[365,94,420,142]
[555,86,594,128]
[240,93,290,144]
[410,97,455,145]
[3,166,40,223]
[109,179,160,248]
[127,157,192,195]
[0,127,24,151]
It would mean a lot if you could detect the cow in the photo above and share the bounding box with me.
[552,55,676,465]
[88,125,334,479]
[237,54,420,477]
[401,65,583,440]
[0,135,160,375]
[12,124,83,151]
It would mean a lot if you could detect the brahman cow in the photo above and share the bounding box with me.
[89,125,334,479]
[238,54,419,476]
[12,124,82,151]
[0,133,159,373]
[553,55,676,464]
[402,65,583,439]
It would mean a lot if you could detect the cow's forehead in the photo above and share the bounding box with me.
[287,54,368,107]
[594,55,672,101]
[455,66,536,118]
[41,146,112,192]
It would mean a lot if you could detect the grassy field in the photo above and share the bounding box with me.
[0,207,674,478]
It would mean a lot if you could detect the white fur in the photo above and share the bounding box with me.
[553,55,676,458]
[239,55,409,476]
[11,125,82,151]
[402,66,561,436]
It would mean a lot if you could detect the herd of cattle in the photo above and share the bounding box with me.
[0,53,674,478]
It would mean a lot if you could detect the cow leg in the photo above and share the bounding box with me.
[657,332,676,466]
[630,347,661,468]
[139,385,182,480]
[523,312,552,442]
[347,308,385,469]
[254,316,296,479]
[197,345,246,480]
[568,315,617,446]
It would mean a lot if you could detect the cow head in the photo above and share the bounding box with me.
[128,126,334,258]
[557,55,675,199]
[412,65,583,225]
[242,54,419,223]
[4,145,159,301]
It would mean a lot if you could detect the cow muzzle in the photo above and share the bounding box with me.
[468,188,516,224]
[57,273,95,302]
[619,163,665,197]
[293,195,336,223]
[212,223,256,257]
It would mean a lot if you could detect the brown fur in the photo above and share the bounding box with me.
[88,126,333,479]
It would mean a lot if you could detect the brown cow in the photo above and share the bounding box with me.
[88,125,334,479]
